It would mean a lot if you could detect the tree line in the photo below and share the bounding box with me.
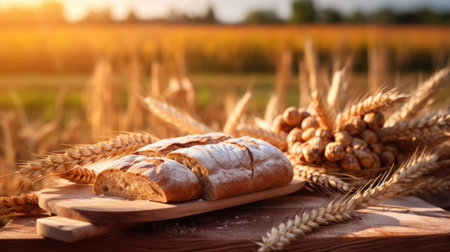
[246,0,450,24]
[0,0,448,25]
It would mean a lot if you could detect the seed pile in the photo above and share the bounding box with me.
[275,107,402,173]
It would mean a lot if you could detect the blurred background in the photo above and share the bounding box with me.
[0,0,449,195]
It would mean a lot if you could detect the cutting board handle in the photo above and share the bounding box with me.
[37,216,130,242]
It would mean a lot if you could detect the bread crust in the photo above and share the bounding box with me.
[94,158,202,202]
[104,155,151,171]
[225,137,293,190]
[135,132,231,157]
[167,137,293,200]
[168,143,253,200]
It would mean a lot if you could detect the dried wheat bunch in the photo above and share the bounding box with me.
[258,152,438,251]
[143,97,213,134]
[0,193,44,217]
[387,67,450,125]
[379,112,450,142]
[19,132,157,181]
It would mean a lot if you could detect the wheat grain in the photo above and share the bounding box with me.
[312,91,335,130]
[0,193,44,217]
[223,91,252,135]
[58,167,97,185]
[18,132,157,181]
[387,67,450,125]
[379,112,450,142]
[258,152,437,251]
[337,91,407,126]
[143,97,213,134]
[236,124,287,150]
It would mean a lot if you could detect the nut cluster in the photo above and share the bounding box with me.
[275,107,399,172]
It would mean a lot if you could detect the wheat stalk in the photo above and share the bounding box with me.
[0,193,44,217]
[387,67,450,125]
[236,124,287,151]
[293,163,352,192]
[304,40,318,92]
[327,69,347,109]
[379,112,450,142]
[223,91,252,135]
[312,91,335,130]
[264,95,280,126]
[258,152,437,251]
[337,90,407,126]
[143,97,213,134]
[58,167,97,185]
[18,132,157,181]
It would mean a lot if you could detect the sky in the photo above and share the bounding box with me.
[1,0,450,23]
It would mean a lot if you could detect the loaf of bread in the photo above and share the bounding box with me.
[94,157,202,202]
[135,132,231,157]
[167,136,293,200]
[94,134,293,202]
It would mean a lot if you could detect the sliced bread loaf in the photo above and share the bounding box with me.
[94,157,202,202]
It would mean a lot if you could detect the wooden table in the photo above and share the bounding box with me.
[1,191,449,251]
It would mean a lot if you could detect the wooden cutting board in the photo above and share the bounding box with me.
[38,178,305,224]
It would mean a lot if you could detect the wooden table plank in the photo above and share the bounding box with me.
[1,191,449,251]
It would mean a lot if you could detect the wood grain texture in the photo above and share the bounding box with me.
[38,178,305,223]
[1,194,449,251]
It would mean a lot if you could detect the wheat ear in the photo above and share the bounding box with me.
[236,124,287,151]
[312,91,335,130]
[387,67,450,125]
[58,167,97,184]
[379,112,450,142]
[0,193,44,217]
[19,132,157,181]
[223,91,252,135]
[143,97,213,134]
[293,163,352,192]
[397,134,450,151]
[258,152,437,251]
[402,174,450,196]
[337,91,407,126]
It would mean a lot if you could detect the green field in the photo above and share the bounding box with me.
[1,71,449,124]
